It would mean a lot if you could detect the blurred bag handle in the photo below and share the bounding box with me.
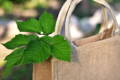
[53,0,119,43]
[94,0,120,35]
[62,0,109,40]
[52,0,82,36]
[65,0,82,41]
[64,0,120,43]
[53,0,73,35]
[64,0,110,46]
[99,7,108,33]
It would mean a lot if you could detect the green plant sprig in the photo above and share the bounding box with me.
[2,11,72,77]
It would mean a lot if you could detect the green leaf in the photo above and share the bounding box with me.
[3,38,52,76]
[3,34,38,49]
[17,18,41,33]
[5,48,24,61]
[51,35,72,61]
[40,36,53,44]
[3,59,17,78]
[40,35,72,62]
[39,11,56,35]
[5,38,51,64]
[22,39,51,64]
[3,48,24,77]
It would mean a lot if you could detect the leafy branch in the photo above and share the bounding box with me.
[1,11,72,77]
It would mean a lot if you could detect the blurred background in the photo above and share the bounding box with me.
[0,0,120,80]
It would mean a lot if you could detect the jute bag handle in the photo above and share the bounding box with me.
[99,7,109,33]
[53,0,75,35]
[94,0,120,35]
[53,0,120,42]
[65,0,120,42]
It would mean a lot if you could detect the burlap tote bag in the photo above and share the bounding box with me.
[52,0,120,80]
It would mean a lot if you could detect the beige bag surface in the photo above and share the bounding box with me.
[52,0,120,80]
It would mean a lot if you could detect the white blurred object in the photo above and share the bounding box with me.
[70,9,120,41]
[116,13,120,26]
[70,10,102,40]
[7,21,20,37]
[0,19,29,42]
[70,16,84,41]
[0,20,20,41]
